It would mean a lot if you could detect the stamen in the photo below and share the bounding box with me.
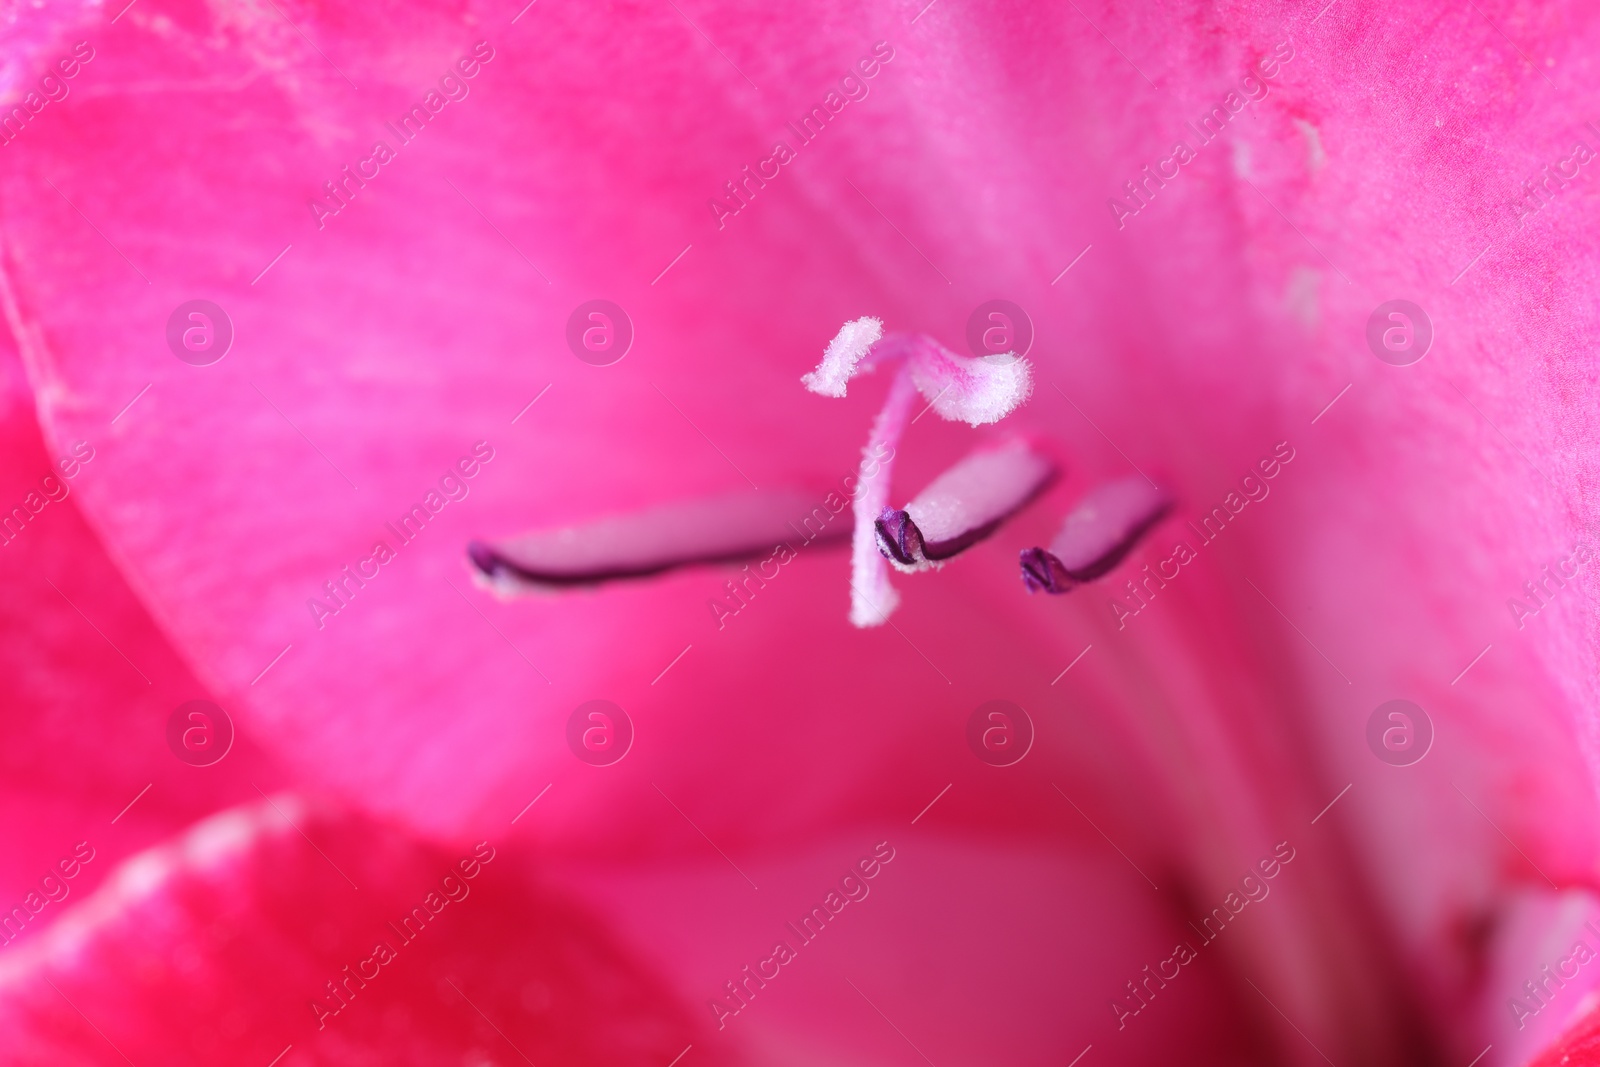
[875,440,1056,573]
[467,488,849,595]
[804,319,1036,627]
[1020,476,1171,594]
[874,508,923,570]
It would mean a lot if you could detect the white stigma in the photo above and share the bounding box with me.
[805,319,1038,628]
[802,316,884,397]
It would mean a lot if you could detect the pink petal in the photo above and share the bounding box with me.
[0,336,292,933]
[1531,1001,1600,1067]
[0,798,723,1066]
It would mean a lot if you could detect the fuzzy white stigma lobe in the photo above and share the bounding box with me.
[802,317,884,397]
[908,347,1034,427]
[807,317,1040,627]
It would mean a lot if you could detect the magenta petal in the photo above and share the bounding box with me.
[1022,475,1171,592]
[470,487,848,592]
[875,440,1055,571]
[0,798,720,1066]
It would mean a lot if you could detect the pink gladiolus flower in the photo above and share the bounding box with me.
[2,0,1599,1064]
